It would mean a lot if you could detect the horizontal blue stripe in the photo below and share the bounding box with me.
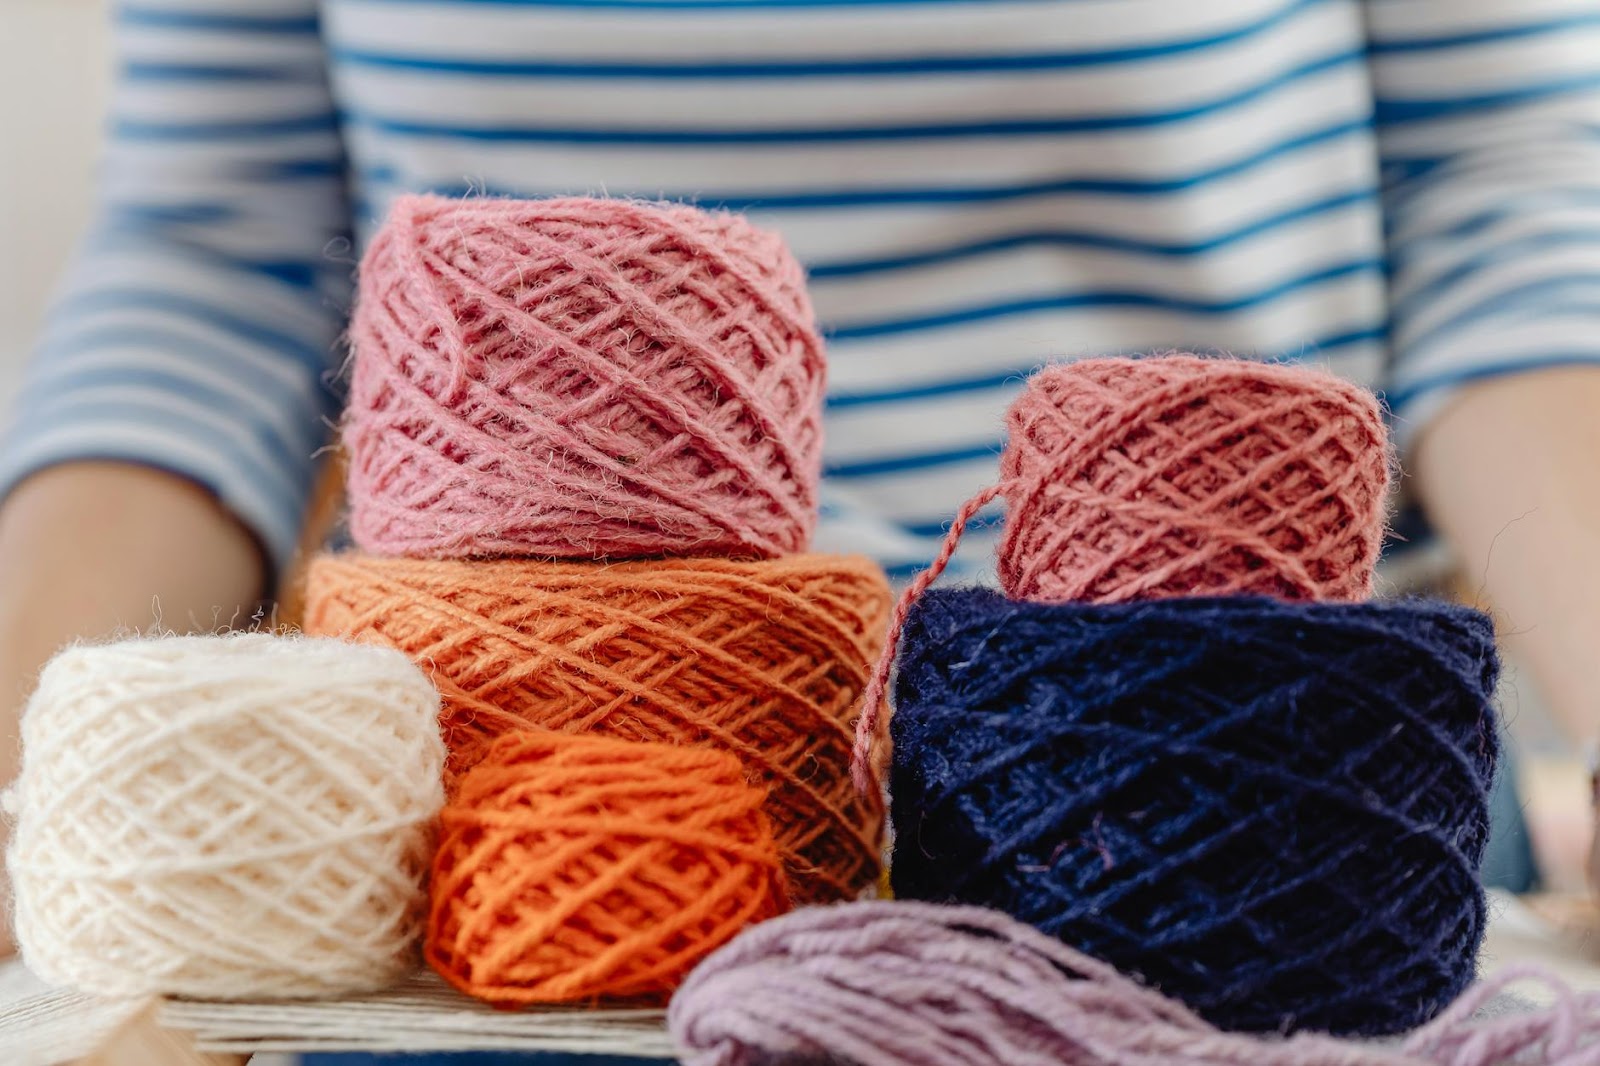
[827,442,1000,478]
[1396,191,1600,250]
[828,368,1032,409]
[36,324,323,411]
[113,113,341,141]
[242,158,349,181]
[808,189,1375,278]
[904,509,1006,538]
[825,328,1382,410]
[8,397,302,503]
[1388,353,1600,412]
[355,117,1369,210]
[329,0,1313,79]
[88,224,344,293]
[102,202,239,227]
[1380,157,1446,187]
[118,6,320,32]
[827,258,1382,341]
[23,366,313,478]
[1369,12,1600,54]
[122,62,319,83]
[1378,71,1600,125]
[50,289,335,376]
[346,49,1359,144]
[1403,275,1600,353]
[1393,230,1600,322]
[1290,324,1387,355]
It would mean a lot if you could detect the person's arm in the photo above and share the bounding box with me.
[0,0,351,948]
[1416,369,1600,741]
[1366,0,1600,741]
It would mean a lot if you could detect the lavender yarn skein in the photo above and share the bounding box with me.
[668,902,1600,1066]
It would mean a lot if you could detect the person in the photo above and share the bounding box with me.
[2,0,1597,1057]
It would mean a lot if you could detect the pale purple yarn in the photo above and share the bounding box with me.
[668,902,1600,1066]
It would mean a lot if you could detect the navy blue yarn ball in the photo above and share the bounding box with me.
[888,589,1499,1037]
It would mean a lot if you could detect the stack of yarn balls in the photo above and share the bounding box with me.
[864,355,1502,1036]
[0,201,1517,1061]
[304,194,893,1005]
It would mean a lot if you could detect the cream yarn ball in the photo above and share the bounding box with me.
[6,633,446,1000]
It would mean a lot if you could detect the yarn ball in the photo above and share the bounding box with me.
[5,634,446,999]
[346,194,826,561]
[888,588,1499,1036]
[998,354,1390,604]
[428,731,786,1005]
[303,552,890,905]
[669,901,1600,1066]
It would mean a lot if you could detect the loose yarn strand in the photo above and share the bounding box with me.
[851,483,1002,793]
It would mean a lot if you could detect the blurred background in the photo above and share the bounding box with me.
[1,0,111,407]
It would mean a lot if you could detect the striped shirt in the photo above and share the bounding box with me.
[8,0,1600,581]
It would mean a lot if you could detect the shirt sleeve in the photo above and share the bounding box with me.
[1367,0,1600,450]
[0,0,352,574]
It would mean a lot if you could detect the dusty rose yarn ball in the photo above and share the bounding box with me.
[997,354,1391,604]
[346,195,826,561]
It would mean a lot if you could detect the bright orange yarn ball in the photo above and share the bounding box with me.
[302,552,890,905]
[427,731,787,1006]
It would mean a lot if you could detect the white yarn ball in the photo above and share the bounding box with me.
[6,633,446,1000]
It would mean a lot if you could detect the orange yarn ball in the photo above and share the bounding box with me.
[427,731,787,1005]
[302,553,890,905]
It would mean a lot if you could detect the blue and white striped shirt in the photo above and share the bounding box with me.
[9,0,1600,580]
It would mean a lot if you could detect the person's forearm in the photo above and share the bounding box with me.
[1415,366,1600,744]
[0,461,266,956]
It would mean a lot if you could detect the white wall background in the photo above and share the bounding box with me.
[0,0,112,405]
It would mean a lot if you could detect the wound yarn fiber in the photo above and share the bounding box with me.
[998,355,1390,604]
[303,552,890,905]
[6,634,446,1000]
[851,355,1391,787]
[428,731,786,1005]
[888,589,1499,1036]
[346,194,826,561]
[669,901,1600,1066]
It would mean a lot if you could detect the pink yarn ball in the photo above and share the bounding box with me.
[997,354,1392,604]
[346,195,826,561]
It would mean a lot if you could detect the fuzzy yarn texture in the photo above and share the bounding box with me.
[669,901,1600,1066]
[851,355,1390,784]
[5,634,446,1000]
[998,355,1390,603]
[346,194,826,561]
[303,552,890,905]
[428,731,786,1006]
[887,589,1500,1036]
